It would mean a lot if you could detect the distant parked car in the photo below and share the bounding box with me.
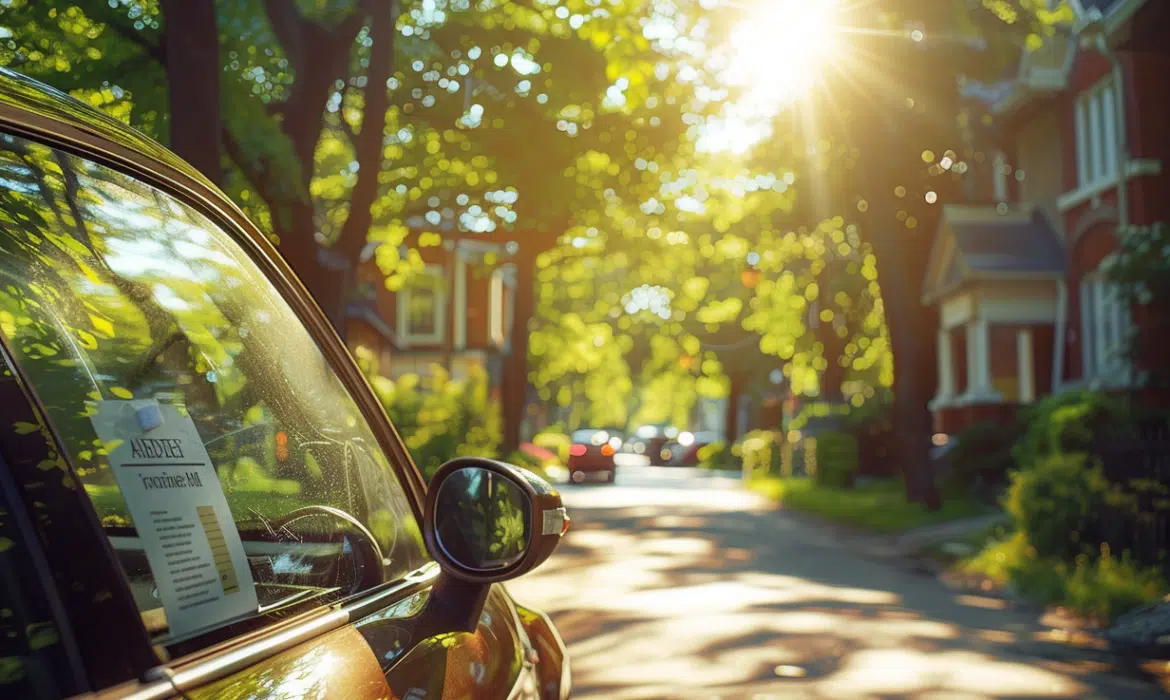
[625,424,678,465]
[660,431,721,466]
[568,427,623,483]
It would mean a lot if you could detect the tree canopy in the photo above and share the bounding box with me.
[0,0,1074,504]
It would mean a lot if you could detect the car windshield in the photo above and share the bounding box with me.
[0,134,426,645]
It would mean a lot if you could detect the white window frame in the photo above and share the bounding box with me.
[1079,270,1130,383]
[1075,78,1118,189]
[992,150,1008,202]
[397,264,446,347]
[488,264,515,347]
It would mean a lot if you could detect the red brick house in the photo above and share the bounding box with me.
[319,222,557,452]
[924,0,1170,435]
[343,236,518,388]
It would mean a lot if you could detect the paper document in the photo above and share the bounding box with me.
[91,400,258,639]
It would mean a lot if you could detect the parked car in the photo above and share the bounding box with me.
[567,428,623,483]
[0,69,570,700]
[624,424,678,465]
[660,431,721,466]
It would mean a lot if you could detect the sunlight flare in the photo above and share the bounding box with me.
[725,0,840,110]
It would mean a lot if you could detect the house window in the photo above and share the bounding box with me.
[1080,273,1130,380]
[1075,78,1118,188]
[398,265,446,346]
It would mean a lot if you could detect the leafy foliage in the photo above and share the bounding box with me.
[811,431,858,489]
[960,531,1166,621]
[1011,390,1136,471]
[366,363,502,481]
[1005,452,1115,561]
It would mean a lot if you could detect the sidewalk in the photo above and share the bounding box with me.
[795,509,1010,561]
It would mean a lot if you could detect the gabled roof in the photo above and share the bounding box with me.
[921,205,1066,304]
[962,31,1075,117]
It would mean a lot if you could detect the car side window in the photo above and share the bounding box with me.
[0,133,426,648]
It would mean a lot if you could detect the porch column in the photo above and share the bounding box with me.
[1017,329,1035,404]
[965,318,999,401]
[935,328,955,401]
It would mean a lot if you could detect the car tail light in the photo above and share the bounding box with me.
[569,444,587,457]
[600,444,615,456]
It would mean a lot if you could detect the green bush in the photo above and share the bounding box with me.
[945,419,1025,493]
[733,430,779,474]
[960,533,1166,621]
[696,440,729,469]
[1012,391,1135,470]
[532,429,571,465]
[1005,452,1114,561]
[367,364,502,481]
[812,431,857,488]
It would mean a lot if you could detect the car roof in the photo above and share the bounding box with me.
[0,67,213,191]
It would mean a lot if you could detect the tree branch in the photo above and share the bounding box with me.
[336,0,395,264]
[262,0,305,75]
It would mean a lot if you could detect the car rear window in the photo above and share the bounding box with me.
[0,133,426,649]
[571,429,610,444]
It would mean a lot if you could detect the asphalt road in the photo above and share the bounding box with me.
[508,465,1168,700]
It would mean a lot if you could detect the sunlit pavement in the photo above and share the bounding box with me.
[509,465,1166,700]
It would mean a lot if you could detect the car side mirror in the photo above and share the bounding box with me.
[416,458,569,635]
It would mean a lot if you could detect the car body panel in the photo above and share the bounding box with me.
[186,624,392,700]
[0,70,568,700]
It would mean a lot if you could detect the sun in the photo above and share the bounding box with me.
[724,0,840,111]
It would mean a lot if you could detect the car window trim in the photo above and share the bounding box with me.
[0,104,429,514]
[106,563,442,700]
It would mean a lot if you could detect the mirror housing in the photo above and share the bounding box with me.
[423,457,568,583]
[415,457,569,636]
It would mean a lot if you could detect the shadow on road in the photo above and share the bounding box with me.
[510,473,1165,699]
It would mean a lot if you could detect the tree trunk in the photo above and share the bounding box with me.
[327,0,397,331]
[502,248,538,454]
[161,0,221,184]
[860,114,941,511]
[725,373,745,443]
[252,2,367,324]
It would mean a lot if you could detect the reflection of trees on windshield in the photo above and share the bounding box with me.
[0,135,423,579]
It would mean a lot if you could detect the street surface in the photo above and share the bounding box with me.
[509,466,1166,700]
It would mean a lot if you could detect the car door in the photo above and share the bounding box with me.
[0,110,539,699]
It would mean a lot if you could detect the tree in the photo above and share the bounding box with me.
[732,0,1068,506]
[160,0,221,183]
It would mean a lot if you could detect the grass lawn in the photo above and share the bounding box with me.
[748,476,993,534]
